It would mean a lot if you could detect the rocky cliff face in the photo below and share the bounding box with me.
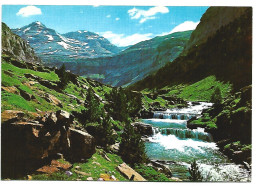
[2,22,41,64]
[130,7,252,91]
[183,7,249,53]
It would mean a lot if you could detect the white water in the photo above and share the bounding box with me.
[142,102,251,182]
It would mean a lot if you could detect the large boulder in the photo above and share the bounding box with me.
[132,122,153,136]
[2,110,73,178]
[68,128,96,162]
[117,163,146,181]
[1,121,55,178]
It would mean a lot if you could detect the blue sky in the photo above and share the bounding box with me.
[2,5,208,46]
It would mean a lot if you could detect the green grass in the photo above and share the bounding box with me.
[1,91,36,112]
[179,76,231,101]
[159,76,232,102]
[134,164,170,181]
[30,149,128,181]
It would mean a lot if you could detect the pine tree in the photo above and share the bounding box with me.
[84,88,102,123]
[188,160,203,182]
[97,113,116,147]
[211,86,222,104]
[119,119,147,165]
[59,64,70,89]
[105,87,128,122]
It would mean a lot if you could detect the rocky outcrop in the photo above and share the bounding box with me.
[44,94,63,107]
[1,110,96,178]
[149,160,172,178]
[132,122,153,136]
[2,22,41,64]
[1,86,19,94]
[117,163,146,181]
[69,128,96,162]
[1,110,25,123]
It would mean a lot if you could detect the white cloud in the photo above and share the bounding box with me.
[160,21,200,36]
[100,31,153,47]
[170,21,199,33]
[106,15,111,18]
[16,6,42,17]
[128,6,169,23]
[115,17,120,21]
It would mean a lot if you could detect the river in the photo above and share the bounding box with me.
[141,102,251,182]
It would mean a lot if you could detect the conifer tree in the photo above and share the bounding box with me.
[59,63,70,89]
[119,119,147,165]
[188,160,203,182]
[84,87,102,123]
[97,113,116,147]
[211,86,222,104]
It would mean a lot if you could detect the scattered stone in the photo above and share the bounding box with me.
[87,177,94,181]
[24,73,38,80]
[57,153,64,160]
[111,175,117,181]
[92,162,101,166]
[65,171,73,177]
[27,175,32,180]
[1,86,19,94]
[109,143,120,153]
[100,174,117,181]
[98,178,104,181]
[44,93,63,107]
[75,166,81,170]
[170,177,182,182]
[117,163,146,181]
[103,154,111,162]
[74,170,90,176]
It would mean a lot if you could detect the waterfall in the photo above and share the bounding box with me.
[141,101,250,182]
[153,112,195,120]
[158,127,213,142]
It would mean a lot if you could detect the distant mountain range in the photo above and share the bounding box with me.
[12,21,121,64]
[12,21,192,87]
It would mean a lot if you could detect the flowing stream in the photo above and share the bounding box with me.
[141,102,251,182]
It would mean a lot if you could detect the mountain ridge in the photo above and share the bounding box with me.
[12,21,121,65]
